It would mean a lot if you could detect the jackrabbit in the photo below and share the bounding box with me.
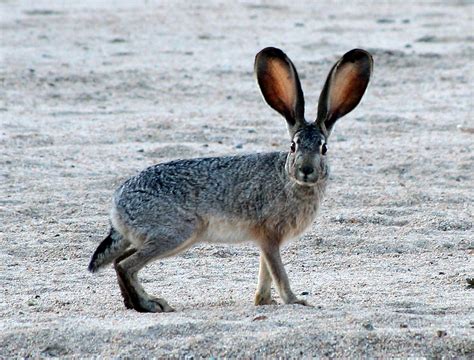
[88,47,373,312]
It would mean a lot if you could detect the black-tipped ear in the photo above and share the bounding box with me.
[316,49,373,135]
[255,47,306,135]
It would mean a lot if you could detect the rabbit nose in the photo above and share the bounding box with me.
[300,165,314,176]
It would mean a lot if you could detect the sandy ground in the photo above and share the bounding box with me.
[1,0,473,358]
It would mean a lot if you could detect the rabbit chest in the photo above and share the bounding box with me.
[200,180,326,244]
[264,181,327,241]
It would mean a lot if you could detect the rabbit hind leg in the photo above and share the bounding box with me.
[115,226,198,313]
[113,248,137,309]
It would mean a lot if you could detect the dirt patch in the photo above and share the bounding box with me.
[1,1,473,357]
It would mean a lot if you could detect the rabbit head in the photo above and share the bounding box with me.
[255,47,373,186]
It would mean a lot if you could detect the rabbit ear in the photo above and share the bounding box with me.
[316,49,373,136]
[255,47,306,135]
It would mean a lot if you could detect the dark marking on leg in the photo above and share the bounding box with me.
[114,248,137,309]
[115,264,173,313]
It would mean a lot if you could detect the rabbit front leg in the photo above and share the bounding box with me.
[254,254,277,305]
[260,242,310,306]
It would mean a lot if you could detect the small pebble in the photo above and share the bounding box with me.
[109,38,126,43]
[363,322,374,331]
[416,35,436,43]
[376,18,395,24]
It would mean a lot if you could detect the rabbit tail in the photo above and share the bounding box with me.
[88,227,130,273]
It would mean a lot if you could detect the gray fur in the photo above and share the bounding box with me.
[112,152,327,244]
[88,47,372,312]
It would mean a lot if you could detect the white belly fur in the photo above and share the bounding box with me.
[200,217,256,244]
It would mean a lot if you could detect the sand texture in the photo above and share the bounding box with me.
[1,0,473,358]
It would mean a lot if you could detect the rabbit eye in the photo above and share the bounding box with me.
[290,141,296,153]
[321,143,328,155]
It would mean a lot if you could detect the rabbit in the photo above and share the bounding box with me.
[88,47,373,313]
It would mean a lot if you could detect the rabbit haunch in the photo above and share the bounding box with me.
[88,47,372,312]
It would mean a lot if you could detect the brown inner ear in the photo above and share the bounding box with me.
[327,62,370,120]
[259,57,298,120]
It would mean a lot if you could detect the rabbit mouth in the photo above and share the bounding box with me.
[292,176,322,187]
[291,170,328,186]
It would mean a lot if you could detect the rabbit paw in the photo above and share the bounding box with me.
[149,297,175,313]
[132,297,175,313]
[287,298,313,307]
[254,293,277,306]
